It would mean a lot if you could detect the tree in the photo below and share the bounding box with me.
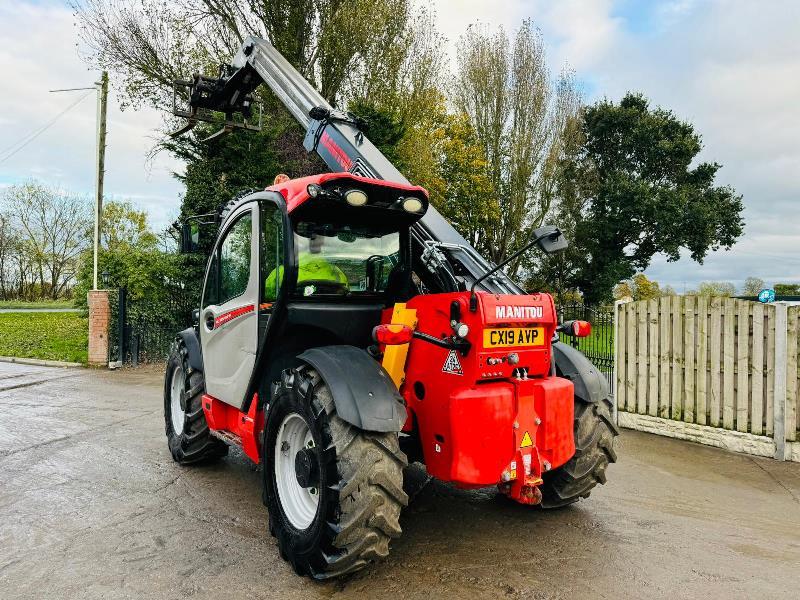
[451,20,580,274]
[0,211,16,299]
[2,182,91,299]
[74,200,178,304]
[346,100,407,166]
[100,199,158,249]
[742,277,765,296]
[562,93,743,304]
[344,7,445,129]
[519,107,586,296]
[661,285,677,297]
[613,273,661,301]
[775,283,800,295]
[74,0,428,111]
[75,0,443,298]
[694,281,736,297]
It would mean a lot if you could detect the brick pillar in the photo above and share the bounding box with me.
[88,290,110,367]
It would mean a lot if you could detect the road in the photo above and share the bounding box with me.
[1,360,799,599]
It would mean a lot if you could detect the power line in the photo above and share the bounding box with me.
[0,91,93,165]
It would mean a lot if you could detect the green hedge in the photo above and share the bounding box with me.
[0,313,88,364]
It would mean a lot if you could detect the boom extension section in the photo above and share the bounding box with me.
[171,35,523,296]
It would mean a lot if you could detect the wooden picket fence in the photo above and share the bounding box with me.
[615,297,799,461]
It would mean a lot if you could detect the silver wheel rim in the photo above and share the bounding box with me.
[274,412,319,530]
[170,364,185,435]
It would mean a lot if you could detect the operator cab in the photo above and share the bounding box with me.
[281,174,427,304]
[196,173,428,410]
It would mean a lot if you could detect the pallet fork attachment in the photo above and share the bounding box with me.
[169,77,262,140]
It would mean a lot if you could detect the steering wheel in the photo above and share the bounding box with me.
[297,279,349,296]
[365,255,386,291]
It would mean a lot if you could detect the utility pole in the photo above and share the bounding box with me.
[92,71,109,290]
[50,73,109,290]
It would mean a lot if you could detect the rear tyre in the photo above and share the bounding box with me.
[264,365,408,579]
[164,338,228,465]
[539,394,618,508]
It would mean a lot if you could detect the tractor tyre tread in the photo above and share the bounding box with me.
[265,365,407,579]
[164,338,227,465]
[539,394,618,509]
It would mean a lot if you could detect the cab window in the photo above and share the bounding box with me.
[202,253,219,307]
[292,222,400,297]
[261,204,285,302]
[218,212,252,304]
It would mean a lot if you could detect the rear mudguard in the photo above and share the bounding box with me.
[552,341,609,403]
[298,345,406,432]
[176,327,203,373]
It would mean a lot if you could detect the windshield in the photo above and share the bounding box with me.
[292,222,400,297]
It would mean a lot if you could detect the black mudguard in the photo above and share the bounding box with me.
[298,345,406,432]
[176,327,204,373]
[552,341,609,403]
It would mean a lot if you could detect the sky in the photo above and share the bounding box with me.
[1,0,798,291]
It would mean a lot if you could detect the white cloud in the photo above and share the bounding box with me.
[1,0,797,291]
[533,0,622,72]
[435,0,800,289]
[522,0,800,290]
[433,0,527,69]
[0,1,184,230]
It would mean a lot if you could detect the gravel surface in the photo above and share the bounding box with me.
[1,361,799,599]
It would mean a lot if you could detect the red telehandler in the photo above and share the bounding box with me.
[165,36,617,578]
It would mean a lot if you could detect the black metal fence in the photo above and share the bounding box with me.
[557,304,615,394]
[109,286,196,365]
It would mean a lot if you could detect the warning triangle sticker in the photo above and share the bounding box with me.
[520,431,533,448]
[442,350,463,375]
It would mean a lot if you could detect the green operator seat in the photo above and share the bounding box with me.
[264,252,350,300]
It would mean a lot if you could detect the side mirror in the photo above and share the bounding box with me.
[180,221,201,254]
[532,225,568,254]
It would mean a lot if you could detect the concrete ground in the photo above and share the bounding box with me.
[1,361,799,600]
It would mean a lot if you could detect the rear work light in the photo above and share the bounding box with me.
[559,320,592,338]
[372,324,414,345]
[344,189,368,206]
[401,197,423,213]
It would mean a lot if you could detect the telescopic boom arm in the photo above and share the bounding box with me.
[175,35,523,295]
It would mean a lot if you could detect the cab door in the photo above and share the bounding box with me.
[200,205,258,407]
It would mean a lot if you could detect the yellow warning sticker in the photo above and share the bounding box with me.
[520,431,533,448]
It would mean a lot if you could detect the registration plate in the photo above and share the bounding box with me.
[483,327,545,348]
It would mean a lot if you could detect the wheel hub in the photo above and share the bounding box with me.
[274,413,320,530]
[169,365,186,435]
[294,447,319,488]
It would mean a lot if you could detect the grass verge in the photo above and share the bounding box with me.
[0,300,74,310]
[559,323,614,356]
[0,312,88,364]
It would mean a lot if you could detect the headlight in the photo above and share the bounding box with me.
[401,197,423,213]
[344,189,368,206]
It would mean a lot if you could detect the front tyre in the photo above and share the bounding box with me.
[164,338,227,464]
[264,365,408,579]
